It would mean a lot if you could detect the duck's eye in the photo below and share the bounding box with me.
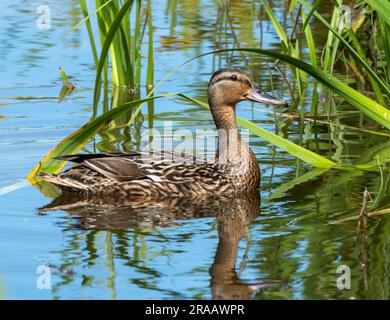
[230,75,238,81]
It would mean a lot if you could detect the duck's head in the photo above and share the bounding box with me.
[208,69,288,108]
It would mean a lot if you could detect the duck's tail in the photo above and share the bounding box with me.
[38,172,88,192]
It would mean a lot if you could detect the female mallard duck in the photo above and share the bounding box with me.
[39,69,287,197]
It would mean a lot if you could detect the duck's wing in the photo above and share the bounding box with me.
[80,157,147,182]
[51,151,222,184]
[54,151,141,163]
[55,150,202,165]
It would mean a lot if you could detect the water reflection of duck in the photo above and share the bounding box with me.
[38,69,287,197]
[209,193,282,299]
[40,191,280,299]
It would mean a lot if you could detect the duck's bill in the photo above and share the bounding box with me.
[245,87,288,106]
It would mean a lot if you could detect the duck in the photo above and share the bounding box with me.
[39,69,287,198]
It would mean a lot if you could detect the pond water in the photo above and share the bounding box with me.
[1,0,390,299]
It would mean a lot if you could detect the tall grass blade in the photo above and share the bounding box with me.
[302,8,317,66]
[364,0,390,26]
[28,94,176,178]
[93,0,134,108]
[349,29,386,105]
[322,2,340,73]
[73,0,113,33]
[79,0,99,68]
[289,0,299,12]
[134,0,142,87]
[299,0,390,98]
[146,0,154,88]
[302,0,322,31]
[382,19,390,83]
[262,0,290,51]
[191,48,390,130]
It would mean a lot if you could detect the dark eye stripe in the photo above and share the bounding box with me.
[212,76,251,87]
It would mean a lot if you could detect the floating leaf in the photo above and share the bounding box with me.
[59,67,68,83]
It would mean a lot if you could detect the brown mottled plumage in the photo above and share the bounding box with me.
[39,69,287,197]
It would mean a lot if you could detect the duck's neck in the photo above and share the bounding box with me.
[211,104,238,130]
[209,98,244,163]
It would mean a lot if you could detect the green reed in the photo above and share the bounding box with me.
[265,0,390,109]
[79,0,154,108]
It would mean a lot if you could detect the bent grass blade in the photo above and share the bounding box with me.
[299,0,390,99]
[27,94,176,180]
[196,48,390,130]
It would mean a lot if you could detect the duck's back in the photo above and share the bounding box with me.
[39,151,260,197]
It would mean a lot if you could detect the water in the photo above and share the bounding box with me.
[1,0,390,299]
